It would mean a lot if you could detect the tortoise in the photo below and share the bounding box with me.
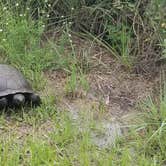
[0,64,41,110]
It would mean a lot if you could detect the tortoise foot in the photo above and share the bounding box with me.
[29,93,41,107]
[12,94,25,107]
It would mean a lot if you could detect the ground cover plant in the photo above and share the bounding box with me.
[0,0,166,165]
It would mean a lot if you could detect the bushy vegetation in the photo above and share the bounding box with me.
[1,0,166,68]
[0,0,166,165]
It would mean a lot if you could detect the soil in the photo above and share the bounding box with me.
[42,35,160,147]
[44,35,158,117]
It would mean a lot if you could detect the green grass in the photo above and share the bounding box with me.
[0,0,166,165]
[0,88,165,165]
[65,64,89,97]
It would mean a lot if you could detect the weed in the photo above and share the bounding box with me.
[160,39,166,60]
[65,64,89,97]
[125,85,166,165]
[98,100,107,114]
[0,9,54,89]
[106,16,133,67]
[65,64,77,95]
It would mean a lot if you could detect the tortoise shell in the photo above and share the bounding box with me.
[0,64,34,97]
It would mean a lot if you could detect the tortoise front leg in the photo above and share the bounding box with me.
[29,93,41,107]
[12,94,25,108]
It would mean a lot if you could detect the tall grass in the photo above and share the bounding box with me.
[0,2,55,89]
[1,0,165,69]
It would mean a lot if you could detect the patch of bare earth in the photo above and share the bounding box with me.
[44,35,157,118]
[43,36,159,147]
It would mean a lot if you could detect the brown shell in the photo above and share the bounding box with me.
[0,64,33,97]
